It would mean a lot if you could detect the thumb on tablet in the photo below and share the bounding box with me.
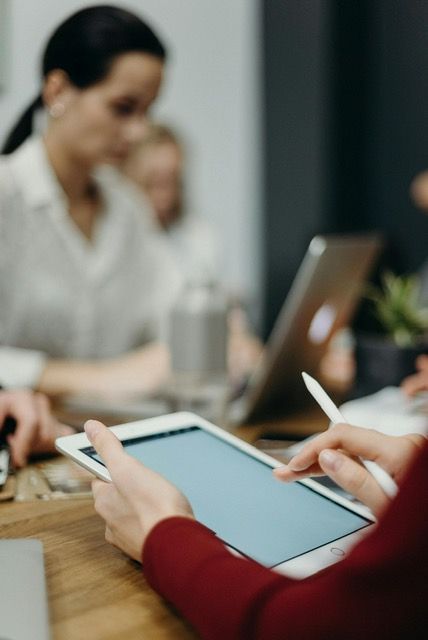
[84,420,125,469]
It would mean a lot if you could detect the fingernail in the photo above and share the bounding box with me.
[288,457,310,472]
[273,466,287,476]
[319,449,343,472]
[84,420,100,440]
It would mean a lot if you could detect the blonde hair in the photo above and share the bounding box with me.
[124,122,187,225]
[137,122,184,155]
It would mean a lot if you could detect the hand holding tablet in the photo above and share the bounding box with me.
[84,420,193,562]
[56,412,375,578]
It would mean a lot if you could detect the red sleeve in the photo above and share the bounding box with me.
[143,442,428,640]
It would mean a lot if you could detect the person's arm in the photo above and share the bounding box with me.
[85,421,428,640]
[0,389,73,466]
[227,303,264,384]
[0,340,170,399]
[35,342,170,398]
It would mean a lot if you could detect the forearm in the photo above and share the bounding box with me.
[143,518,343,640]
[37,343,170,397]
[36,359,101,396]
[144,517,408,640]
[143,517,293,640]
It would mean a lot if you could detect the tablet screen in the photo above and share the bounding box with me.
[81,426,371,567]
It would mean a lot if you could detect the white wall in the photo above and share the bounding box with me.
[0,0,262,323]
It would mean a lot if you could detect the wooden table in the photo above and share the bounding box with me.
[0,408,327,640]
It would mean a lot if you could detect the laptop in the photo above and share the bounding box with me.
[0,539,50,640]
[227,233,383,424]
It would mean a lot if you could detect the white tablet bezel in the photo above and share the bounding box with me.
[56,411,375,578]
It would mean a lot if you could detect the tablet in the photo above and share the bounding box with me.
[56,412,375,578]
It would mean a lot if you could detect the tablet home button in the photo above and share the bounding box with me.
[330,547,345,557]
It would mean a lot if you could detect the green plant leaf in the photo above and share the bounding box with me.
[364,271,428,346]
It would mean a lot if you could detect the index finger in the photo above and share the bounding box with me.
[282,424,391,474]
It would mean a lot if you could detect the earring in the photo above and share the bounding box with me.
[49,102,66,118]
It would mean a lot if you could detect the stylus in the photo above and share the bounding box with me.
[301,372,398,499]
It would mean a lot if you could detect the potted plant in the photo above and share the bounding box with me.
[353,271,428,395]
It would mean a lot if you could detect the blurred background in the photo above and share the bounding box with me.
[1,0,427,340]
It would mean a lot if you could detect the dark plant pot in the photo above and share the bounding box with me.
[353,333,428,397]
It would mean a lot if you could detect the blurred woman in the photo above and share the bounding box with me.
[0,6,182,398]
[123,122,263,383]
[122,122,220,284]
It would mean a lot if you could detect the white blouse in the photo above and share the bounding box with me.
[0,137,182,388]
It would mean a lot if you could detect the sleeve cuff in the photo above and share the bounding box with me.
[142,516,218,570]
[143,516,211,559]
[0,346,47,388]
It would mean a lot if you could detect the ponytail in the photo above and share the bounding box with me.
[1,95,43,155]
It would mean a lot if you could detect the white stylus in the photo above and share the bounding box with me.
[302,372,398,499]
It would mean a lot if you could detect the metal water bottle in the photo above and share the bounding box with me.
[169,278,228,376]
[168,278,228,418]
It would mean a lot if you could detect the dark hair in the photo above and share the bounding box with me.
[1,5,167,154]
